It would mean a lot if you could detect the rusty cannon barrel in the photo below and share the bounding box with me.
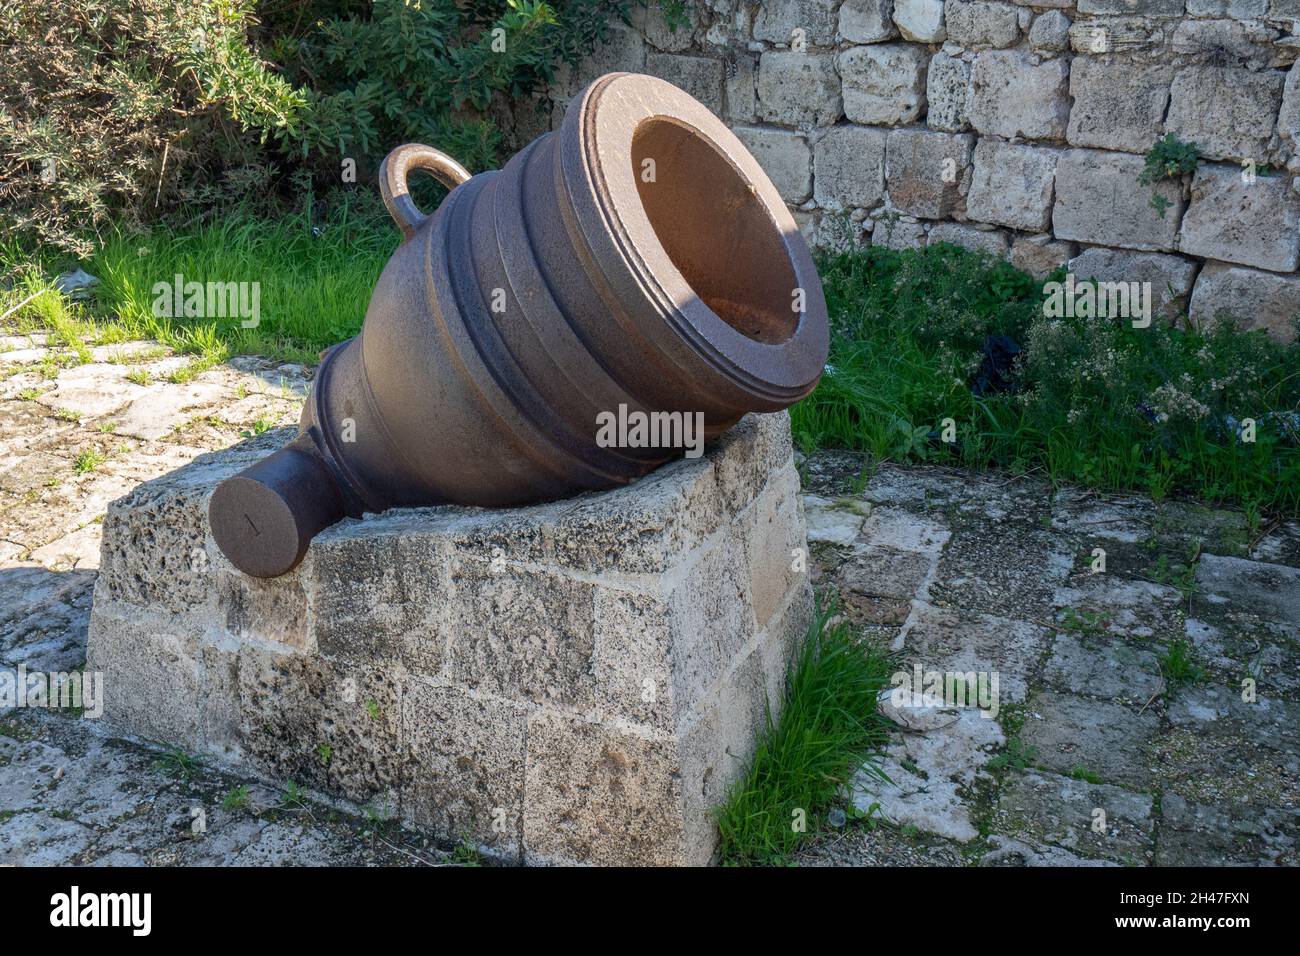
[209,72,830,578]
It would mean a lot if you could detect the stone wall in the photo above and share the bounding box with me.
[515,0,1300,340]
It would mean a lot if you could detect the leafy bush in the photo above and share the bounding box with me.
[1,0,631,256]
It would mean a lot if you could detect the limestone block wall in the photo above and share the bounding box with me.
[517,0,1300,340]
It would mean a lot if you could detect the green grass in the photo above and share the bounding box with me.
[72,448,106,474]
[152,747,204,781]
[1158,638,1205,694]
[795,244,1300,516]
[714,600,894,866]
[1,193,397,366]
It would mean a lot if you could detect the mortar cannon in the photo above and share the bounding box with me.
[209,72,829,577]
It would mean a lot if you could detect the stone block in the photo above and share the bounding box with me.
[403,681,529,852]
[814,125,888,210]
[927,222,1011,256]
[733,126,813,203]
[840,44,930,125]
[886,128,974,218]
[85,412,814,865]
[894,0,948,41]
[926,52,971,131]
[1165,66,1284,163]
[644,1,697,52]
[966,139,1058,231]
[1179,163,1300,272]
[839,0,899,42]
[1188,262,1300,342]
[1067,59,1172,153]
[1010,234,1077,279]
[969,50,1070,140]
[551,23,645,97]
[946,1,1022,49]
[1067,248,1199,318]
[1077,0,1183,12]
[1067,16,1167,56]
[724,51,758,123]
[1028,10,1072,52]
[1187,0,1267,12]
[646,52,724,116]
[1171,18,1281,68]
[1281,63,1300,158]
[871,215,929,249]
[757,51,843,127]
[1053,149,1185,251]
[753,0,841,46]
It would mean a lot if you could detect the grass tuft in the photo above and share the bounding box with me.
[714,599,894,866]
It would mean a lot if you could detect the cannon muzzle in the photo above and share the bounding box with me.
[210,72,830,577]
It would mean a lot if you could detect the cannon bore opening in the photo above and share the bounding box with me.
[631,117,799,346]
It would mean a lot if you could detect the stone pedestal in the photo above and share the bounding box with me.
[86,412,812,865]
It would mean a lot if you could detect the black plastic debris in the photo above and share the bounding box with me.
[970,334,1022,396]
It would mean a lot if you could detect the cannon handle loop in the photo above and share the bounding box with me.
[379,144,473,240]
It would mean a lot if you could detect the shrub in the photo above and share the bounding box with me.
[0,0,631,257]
[0,1,307,256]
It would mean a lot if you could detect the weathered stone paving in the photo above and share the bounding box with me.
[798,451,1300,866]
[2,337,1297,865]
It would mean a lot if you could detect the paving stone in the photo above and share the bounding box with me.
[801,494,869,546]
[1156,793,1299,865]
[1184,616,1300,694]
[1196,553,1300,626]
[1020,691,1160,788]
[932,517,1073,620]
[979,833,1119,866]
[1053,574,1187,642]
[854,703,1003,841]
[995,769,1154,864]
[900,603,1051,702]
[1041,632,1165,701]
